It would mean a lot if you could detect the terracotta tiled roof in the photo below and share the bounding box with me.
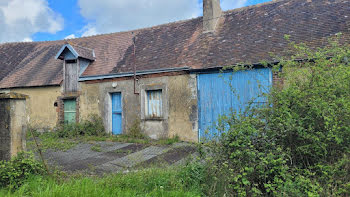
[1,0,350,88]
[69,44,95,60]
[0,42,63,88]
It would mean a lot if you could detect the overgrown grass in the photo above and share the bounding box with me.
[27,132,78,152]
[92,134,180,146]
[28,132,181,153]
[27,115,181,152]
[0,166,202,197]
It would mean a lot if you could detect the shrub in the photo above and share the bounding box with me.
[202,114,290,196]
[56,114,106,138]
[265,36,350,168]
[0,152,45,189]
[202,36,350,196]
[80,114,105,136]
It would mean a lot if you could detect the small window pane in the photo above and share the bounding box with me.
[147,90,162,118]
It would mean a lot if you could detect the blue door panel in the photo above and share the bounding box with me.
[198,68,272,140]
[112,93,122,135]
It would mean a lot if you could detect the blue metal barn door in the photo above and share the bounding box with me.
[112,93,122,135]
[197,68,272,140]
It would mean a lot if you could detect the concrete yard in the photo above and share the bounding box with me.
[35,142,197,174]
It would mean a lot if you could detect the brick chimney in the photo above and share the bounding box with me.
[203,0,222,32]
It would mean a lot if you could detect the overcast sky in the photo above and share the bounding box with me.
[0,0,271,43]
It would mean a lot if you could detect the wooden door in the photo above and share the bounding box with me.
[111,93,122,135]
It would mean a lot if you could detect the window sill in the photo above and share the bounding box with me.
[143,117,164,121]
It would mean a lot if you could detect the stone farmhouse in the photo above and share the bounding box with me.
[0,0,349,142]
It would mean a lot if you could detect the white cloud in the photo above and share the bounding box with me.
[221,0,248,10]
[78,0,201,36]
[0,0,63,43]
[81,25,97,37]
[22,37,33,42]
[64,34,76,39]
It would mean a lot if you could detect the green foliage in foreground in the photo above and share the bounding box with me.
[0,152,45,189]
[0,163,202,197]
[200,36,350,196]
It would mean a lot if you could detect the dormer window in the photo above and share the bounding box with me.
[55,43,95,94]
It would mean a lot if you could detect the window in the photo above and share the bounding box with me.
[65,59,77,64]
[146,90,162,118]
[64,99,76,124]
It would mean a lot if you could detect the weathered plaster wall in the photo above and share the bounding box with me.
[0,97,26,160]
[168,74,198,142]
[8,86,61,129]
[79,83,102,120]
[80,73,198,142]
[9,99,27,158]
[80,79,140,135]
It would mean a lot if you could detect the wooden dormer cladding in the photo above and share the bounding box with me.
[64,59,79,93]
[55,44,95,93]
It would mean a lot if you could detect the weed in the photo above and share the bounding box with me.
[91,144,102,152]
[87,164,96,172]
[128,117,144,138]
[27,131,78,152]
[110,135,180,146]
[114,149,132,154]
[156,135,180,145]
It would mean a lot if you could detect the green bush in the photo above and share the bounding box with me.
[202,114,290,196]
[0,152,45,189]
[128,118,145,138]
[56,114,106,138]
[201,36,350,196]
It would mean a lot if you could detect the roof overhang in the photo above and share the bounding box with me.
[55,44,79,60]
[55,44,95,61]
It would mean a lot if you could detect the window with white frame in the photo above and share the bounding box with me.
[146,90,162,118]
